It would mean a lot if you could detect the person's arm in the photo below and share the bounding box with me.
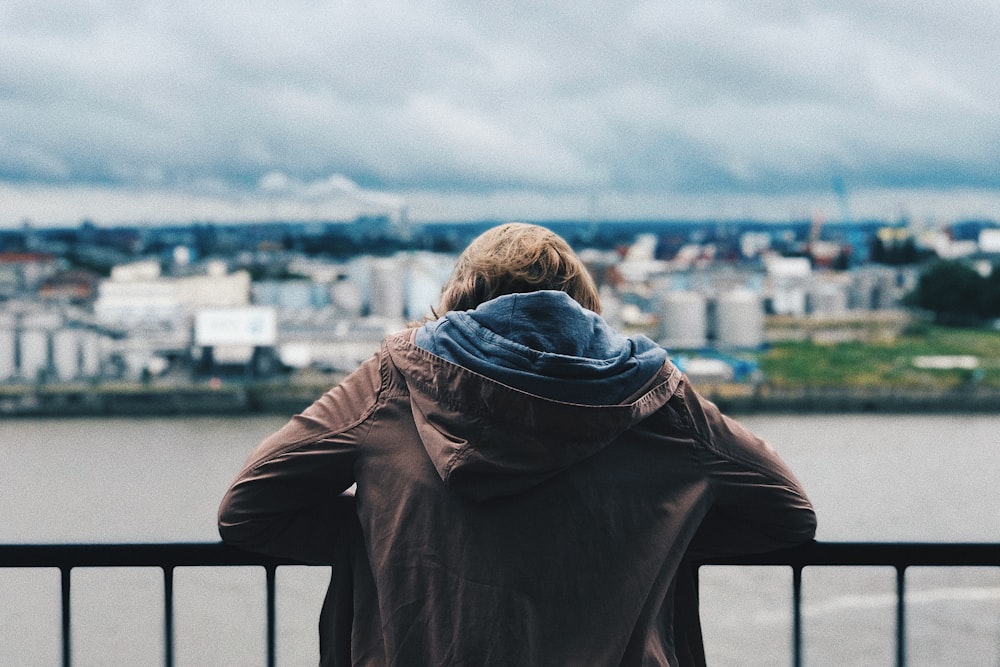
[679,383,817,558]
[217,353,382,564]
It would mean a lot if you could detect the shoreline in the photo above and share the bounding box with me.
[2,380,1000,417]
[705,384,1000,415]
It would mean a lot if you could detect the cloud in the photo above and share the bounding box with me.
[258,171,404,212]
[1,0,998,225]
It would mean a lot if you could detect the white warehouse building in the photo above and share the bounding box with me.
[94,261,251,328]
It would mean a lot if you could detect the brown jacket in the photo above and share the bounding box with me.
[219,330,816,665]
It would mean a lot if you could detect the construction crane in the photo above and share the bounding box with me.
[832,176,851,224]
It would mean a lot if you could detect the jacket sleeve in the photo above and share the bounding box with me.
[680,383,817,558]
[217,353,383,564]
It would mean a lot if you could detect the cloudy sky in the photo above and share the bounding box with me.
[2,1,999,227]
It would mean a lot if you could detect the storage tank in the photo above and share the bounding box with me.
[849,268,899,311]
[405,252,450,320]
[871,270,899,309]
[330,280,363,317]
[0,328,15,381]
[847,271,876,310]
[80,330,102,378]
[659,291,707,350]
[52,329,80,381]
[368,256,405,319]
[715,290,764,349]
[810,282,849,316]
[19,329,49,380]
[310,282,332,308]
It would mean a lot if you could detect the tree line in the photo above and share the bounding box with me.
[906,260,1000,326]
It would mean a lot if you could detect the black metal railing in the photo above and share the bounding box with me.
[1,541,998,667]
[700,542,1000,667]
[0,543,296,667]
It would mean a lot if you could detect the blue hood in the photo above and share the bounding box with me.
[414,290,667,405]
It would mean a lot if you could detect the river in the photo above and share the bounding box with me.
[1,413,998,665]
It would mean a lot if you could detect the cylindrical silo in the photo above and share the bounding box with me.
[310,282,332,308]
[405,252,450,320]
[80,330,102,378]
[368,256,405,319]
[52,329,80,381]
[0,328,15,381]
[810,282,848,317]
[872,270,899,309]
[715,290,764,349]
[330,280,363,317]
[848,270,879,310]
[19,329,50,380]
[659,291,707,350]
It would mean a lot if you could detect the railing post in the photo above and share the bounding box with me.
[163,566,174,667]
[895,565,906,667]
[266,565,277,667]
[60,566,71,667]
[791,565,803,667]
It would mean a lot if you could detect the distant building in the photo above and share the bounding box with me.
[765,256,812,316]
[0,305,111,382]
[253,280,331,310]
[979,229,1000,255]
[405,252,452,320]
[94,261,251,328]
[0,252,59,298]
[194,306,278,370]
[38,269,101,303]
[367,256,406,319]
[274,314,402,373]
[0,321,14,381]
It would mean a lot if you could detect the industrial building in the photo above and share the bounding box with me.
[0,219,942,390]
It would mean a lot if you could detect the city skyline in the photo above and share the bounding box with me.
[3,1,999,228]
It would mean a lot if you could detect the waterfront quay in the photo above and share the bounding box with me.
[5,377,1000,418]
[0,377,342,417]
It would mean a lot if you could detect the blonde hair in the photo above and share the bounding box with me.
[433,222,601,316]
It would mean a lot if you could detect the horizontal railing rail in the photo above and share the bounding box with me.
[1,541,998,667]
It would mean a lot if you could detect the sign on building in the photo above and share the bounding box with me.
[195,307,277,347]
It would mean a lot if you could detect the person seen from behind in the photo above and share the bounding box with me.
[218,222,817,666]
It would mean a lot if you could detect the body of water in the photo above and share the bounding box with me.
[1,413,998,665]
